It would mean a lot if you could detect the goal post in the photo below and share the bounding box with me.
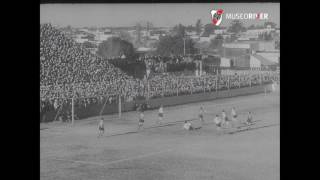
[68,93,121,126]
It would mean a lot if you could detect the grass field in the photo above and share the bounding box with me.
[40,90,279,180]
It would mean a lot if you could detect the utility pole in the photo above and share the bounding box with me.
[71,97,74,125]
[183,37,186,56]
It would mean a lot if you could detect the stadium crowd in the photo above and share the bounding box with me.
[40,23,139,109]
[40,23,279,122]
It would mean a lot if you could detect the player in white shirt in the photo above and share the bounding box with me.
[214,115,222,132]
[183,120,194,131]
[199,106,205,126]
[138,111,145,130]
[231,107,238,127]
[98,117,104,138]
[246,111,253,125]
[221,110,229,128]
[272,80,276,92]
[157,105,164,125]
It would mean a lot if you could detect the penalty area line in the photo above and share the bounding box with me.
[102,148,173,166]
[47,148,173,167]
[48,158,104,166]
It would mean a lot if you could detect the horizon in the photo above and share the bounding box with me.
[40,3,279,28]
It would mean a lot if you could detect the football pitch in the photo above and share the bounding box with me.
[40,91,279,180]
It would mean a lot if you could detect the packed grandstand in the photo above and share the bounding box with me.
[40,23,279,122]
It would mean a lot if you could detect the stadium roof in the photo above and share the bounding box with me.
[252,54,277,66]
[222,43,251,49]
[136,47,156,52]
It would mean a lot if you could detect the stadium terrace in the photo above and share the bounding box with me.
[225,13,269,20]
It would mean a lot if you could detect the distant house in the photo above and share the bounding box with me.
[220,42,253,68]
[221,42,252,58]
[249,55,262,68]
[149,35,160,40]
[74,34,88,43]
[251,53,278,70]
[221,40,280,69]
[199,34,217,42]
[214,29,227,34]
[136,47,156,56]
[256,52,280,64]
[94,32,118,43]
[103,29,112,34]
[140,30,149,37]
[186,31,197,36]
[237,37,251,41]
[223,40,278,52]
[220,57,231,67]
[256,41,277,51]
[190,35,200,41]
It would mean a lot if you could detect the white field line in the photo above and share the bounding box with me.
[48,158,104,166]
[73,93,277,126]
[42,93,278,136]
[45,122,279,167]
[102,148,173,166]
[48,148,173,167]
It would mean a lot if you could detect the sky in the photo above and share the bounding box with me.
[40,3,280,28]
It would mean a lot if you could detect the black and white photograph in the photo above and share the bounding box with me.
[40,3,280,180]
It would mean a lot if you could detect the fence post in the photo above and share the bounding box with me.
[162,81,164,97]
[238,75,241,88]
[71,97,74,125]
[216,76,218,92]
[190,79,193,95]
[228,75,230,91]
[176,85,179,96]
[147,80,150,100]
[118,94,121,119]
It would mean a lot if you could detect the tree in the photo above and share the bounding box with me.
[227,20,246,34]
[146,22,153,30]
[135,23,142,47]
[172,24,186,38]
[202,24,215,37]
[225,34,237,43]
[258,32,273,41]
[264,21,277,29]
[119,30,133,43]
[156,35,196,56]
[96,37,136,59]
[209,34,224,49]
[185,25,195,32]
[82,41,97,49]
[195,19,202,35]
[247,24,256,30]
